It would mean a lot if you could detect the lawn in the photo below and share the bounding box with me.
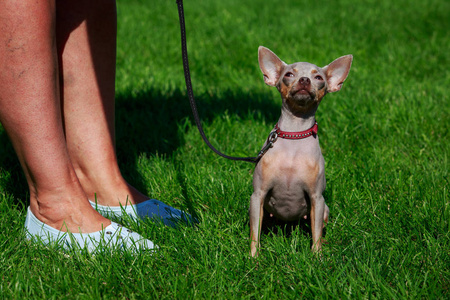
[0,0,448,298]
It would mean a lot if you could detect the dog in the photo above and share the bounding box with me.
[249,46,352,257]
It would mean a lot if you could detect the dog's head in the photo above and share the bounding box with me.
[258,46,352,114]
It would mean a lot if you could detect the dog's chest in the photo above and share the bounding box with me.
[256,139,325,220]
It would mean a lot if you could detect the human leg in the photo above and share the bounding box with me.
[0,0,114,234]
[56,1,194,226]
[56,0,149,208]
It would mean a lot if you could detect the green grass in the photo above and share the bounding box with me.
[1,0,449,298]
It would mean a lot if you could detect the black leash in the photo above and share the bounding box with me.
[176,0,259,163]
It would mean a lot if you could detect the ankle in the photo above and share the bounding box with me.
[29,191,109,233]
[79,175,148,207]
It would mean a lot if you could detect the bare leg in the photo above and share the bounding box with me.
[0,0,109,232]
[56,0,148,207]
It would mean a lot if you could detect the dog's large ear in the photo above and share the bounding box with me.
[258,46,286,87]
[322,55,353,92]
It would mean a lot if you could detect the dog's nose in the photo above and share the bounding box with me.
[299,77,311,85]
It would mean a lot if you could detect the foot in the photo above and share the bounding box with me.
[90,198,197,227]
[77,173,150,207]
[29,185,113,234]
[79,175,197,226]
[24,207,156,253]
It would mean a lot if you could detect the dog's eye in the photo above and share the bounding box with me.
[314,75,323,81]
[284,72,294,78]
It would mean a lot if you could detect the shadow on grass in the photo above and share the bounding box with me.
[0,136,26,204]
[0,87,279,206]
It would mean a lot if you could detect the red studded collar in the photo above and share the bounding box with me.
[274,121,318,140]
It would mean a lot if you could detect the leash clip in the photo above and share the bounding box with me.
[257,130,278,160]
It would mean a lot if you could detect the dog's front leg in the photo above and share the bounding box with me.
[249,191,265,257]
[310,193,325,252]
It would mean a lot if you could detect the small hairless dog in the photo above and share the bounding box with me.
[250,47,352,257]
